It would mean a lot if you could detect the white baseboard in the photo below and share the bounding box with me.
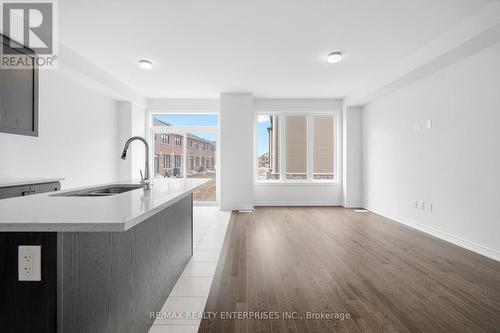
[220,205,254,211]
[343,203,363,208]
[365,206,500,262]
[254,201,341,207]
[232,206,254,211]
[193,202,218,206]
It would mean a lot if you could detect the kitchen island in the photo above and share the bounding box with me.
[0,178,209,333]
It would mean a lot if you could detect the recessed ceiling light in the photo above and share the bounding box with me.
[327,52,342,63]
[138,59,153,70]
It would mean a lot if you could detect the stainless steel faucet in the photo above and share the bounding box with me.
[121,136,151,190]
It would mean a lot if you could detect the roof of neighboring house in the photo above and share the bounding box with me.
[258,153,269,160]
[153,118,215,145]
[153,118,172,126]
[186,133,216,145]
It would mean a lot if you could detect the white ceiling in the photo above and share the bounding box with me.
[58,0,486,99]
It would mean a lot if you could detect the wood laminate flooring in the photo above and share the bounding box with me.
[198,207,500,333]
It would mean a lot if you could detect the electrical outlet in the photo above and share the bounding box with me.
[414,200,419,208]
[427,202,433,212]
[420,201,425,210]
[18,245,41,281]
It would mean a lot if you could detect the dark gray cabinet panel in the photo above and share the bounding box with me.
[60,194,193,333]
[0,232,57,333]
[0,185,31,199]
[0,182,61,330]
[30,182,61,194]
[0,181,60,199]
[0,34,39,137]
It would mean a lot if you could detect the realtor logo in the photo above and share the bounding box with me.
[3,2,53,53]
[1,0,57,69]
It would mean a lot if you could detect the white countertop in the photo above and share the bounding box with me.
[0,178,209,232]
[0,177,65,187]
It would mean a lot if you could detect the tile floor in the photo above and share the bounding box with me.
[149,206,231,333]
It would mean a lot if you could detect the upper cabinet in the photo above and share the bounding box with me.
[0,34,39,137]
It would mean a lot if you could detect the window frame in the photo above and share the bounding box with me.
[254,112,339,185]
[174,155,182,168]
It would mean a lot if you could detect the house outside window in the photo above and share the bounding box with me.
[151,114,218,203]
[256,113,337,183]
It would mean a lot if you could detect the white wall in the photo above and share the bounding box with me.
[0,70,119,189]
[58,44,147,108]
[346,1,500,106]
[219,93,254,210]
[148,99,219,113]
[254,185,342,206]
[342,106,363,207]
[253,99,343,206]
[117,102,146,181]
[362,42,500,260]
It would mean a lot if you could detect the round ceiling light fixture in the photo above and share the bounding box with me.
[138,59,153,70]
[327,51,342,63]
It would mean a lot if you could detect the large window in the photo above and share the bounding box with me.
[151,114,218,203]
[256,114,337,183]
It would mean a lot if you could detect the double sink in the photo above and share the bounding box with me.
[51,184,143,197]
